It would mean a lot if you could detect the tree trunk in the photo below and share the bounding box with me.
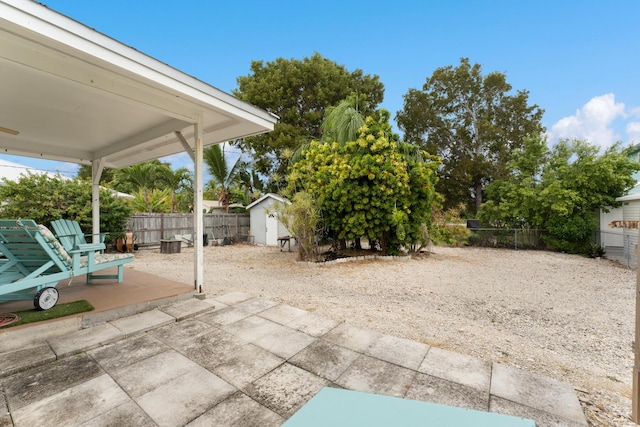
[144,190,152,213]
[475,182,483,212]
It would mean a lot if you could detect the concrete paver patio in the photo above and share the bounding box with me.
[0,292,588,426]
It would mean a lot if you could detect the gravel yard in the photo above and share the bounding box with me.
[131,244,636,426]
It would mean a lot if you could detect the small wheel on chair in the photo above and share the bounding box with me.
[34,287,59,311]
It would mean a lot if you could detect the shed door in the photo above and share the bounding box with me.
[266,213,278,245]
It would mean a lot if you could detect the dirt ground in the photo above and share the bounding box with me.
[132,244,637,426]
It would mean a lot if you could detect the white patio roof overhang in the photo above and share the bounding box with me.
[0,0,277,292]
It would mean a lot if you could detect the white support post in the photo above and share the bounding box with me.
[634,218,640,422]
[91,159,105,243]
[193,117,204,293]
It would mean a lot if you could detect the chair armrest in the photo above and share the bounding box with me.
[75,242,106,252]
[84,232,109,243]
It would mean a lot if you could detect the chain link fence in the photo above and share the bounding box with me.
[465,228,548,250]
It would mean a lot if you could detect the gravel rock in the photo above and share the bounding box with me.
[132,244,636,426]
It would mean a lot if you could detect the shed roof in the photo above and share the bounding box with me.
[246,193,290,210]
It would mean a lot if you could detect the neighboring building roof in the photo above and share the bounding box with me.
[0,158,134,199]
[245,193,290,210]
[0,158,63,181]
[617,185,640,202]
[202,200,242,211]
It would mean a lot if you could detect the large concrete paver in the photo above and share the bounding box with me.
[212,344,285,390]
[322,322,383,353]
[418,346,492,392]
[211,291,253,305]
[109,308,175,335]
[490,395,588,427]
[12,375,130,427]
[252,326,316,359]
[285,312,341,337]
[335,354,417,398]
[78,401,156,427]
[47,322,123,357]
[221,315,285,342]
[173,328,247,371]
[186,391,284,427]
[491,363,587,425]
[110,350,198,398]
[232,297,278,315]
[197,306,253,326]
[0,344,56,378]
[148,317,213,346]
[0,394,10,427]
[289,339,360,382]
[365,334,430,370]
[136,367,235,427]
[259,304,308,325]
[111,349,235,426]
[2,353,102,412]
[0,292,588,426]
[159,298,214,320]
[87,333,169,372]
[406,372,489,411]
[244,363,329,419]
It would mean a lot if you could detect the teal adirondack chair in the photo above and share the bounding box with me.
[0,219,133,310]
[51,219,107,254]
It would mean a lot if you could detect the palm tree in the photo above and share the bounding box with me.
[113,162,163,213]
[203,143,242,213]
[131,188,172,213]
[321,98,364,144]
[237,161,265,204]
[157,166,193,213]
[290,97,365,165]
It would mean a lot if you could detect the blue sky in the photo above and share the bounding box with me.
[5,0,639,177]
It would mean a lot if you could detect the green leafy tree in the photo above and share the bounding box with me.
[234,53,384,189]
[0,174,132,244]
[156,166,193,213]
[480,137,639,254]
[112,161,166,213]
[131,188,172,213]
[76,164,116,185]
[396,58,544,212]
[288,115,440,255]
[203,143,242,212]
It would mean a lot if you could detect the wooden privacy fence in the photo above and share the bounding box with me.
[126,213,250,247]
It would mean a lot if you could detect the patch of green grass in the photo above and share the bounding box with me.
[0,300,94,329]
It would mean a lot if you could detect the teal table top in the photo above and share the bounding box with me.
[283,388,536,427]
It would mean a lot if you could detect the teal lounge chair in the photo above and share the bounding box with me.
[0,219,133,310]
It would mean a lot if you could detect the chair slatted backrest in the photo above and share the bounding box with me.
[69,221,88,245]
[50,219,79,252]
[0,220,68,278]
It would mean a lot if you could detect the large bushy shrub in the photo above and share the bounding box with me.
[0,174,132,244]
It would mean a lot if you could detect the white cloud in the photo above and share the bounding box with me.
[627,122,640,145]
[548,93,625,148]
[630,107,640,118]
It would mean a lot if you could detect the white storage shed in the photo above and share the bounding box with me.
[246,194,291,246]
